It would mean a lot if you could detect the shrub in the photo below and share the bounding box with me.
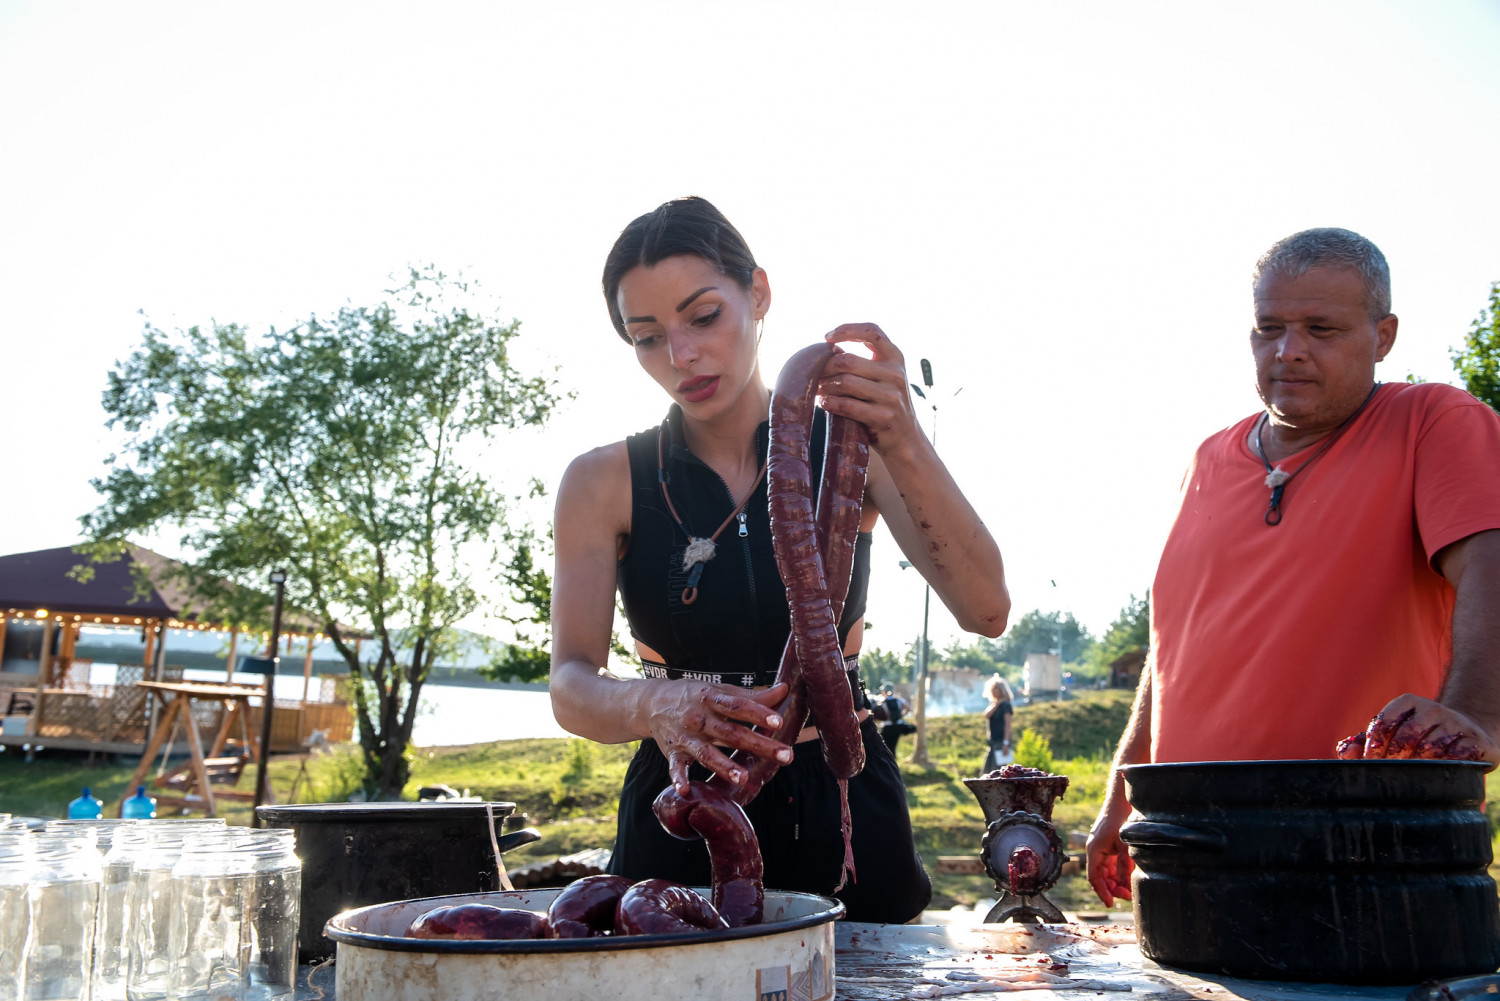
[1014,729,1056,773]
[559,739,595,789]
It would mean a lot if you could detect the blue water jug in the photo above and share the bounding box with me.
[122,785,157,820]
[66,787,104,819]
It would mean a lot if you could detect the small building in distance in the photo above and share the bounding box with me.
[1109,647,1147,688]
[1023,652,1062,699]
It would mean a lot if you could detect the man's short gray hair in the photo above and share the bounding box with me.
[1253,227,1392,319]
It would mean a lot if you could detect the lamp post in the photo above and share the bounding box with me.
[1051,579,1067,702]
[251,569,287,825]
[897,560,932,767]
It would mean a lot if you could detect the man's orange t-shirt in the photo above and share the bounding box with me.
[1150,382,1500,763]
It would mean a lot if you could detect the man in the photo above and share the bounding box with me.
[1086,228,1500,907]
[880,684,914,753]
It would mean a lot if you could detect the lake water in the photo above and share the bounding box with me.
[96,665,979,749]
[149,667,573,747]
[407,684,572,745]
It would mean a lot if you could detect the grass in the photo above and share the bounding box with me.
[5,687,1497,915]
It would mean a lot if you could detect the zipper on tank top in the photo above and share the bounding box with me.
[674,443,764,668]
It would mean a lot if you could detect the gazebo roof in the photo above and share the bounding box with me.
[0,545,350,635]
[0,545,193,620]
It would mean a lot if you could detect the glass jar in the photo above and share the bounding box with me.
[0,831,32,855]
[95,820,225,1001]
[242,830,300,1001]
[92,826,150,1001]
[167,830,300,1001]
[123,829,191,1001]
[0,836,35,1001]
[23,831,102,1001]
[43,819,136,855]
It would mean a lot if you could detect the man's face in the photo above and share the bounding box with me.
[1251,266,1398,435]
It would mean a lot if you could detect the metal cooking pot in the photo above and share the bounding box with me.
[1120,759,1500,983]
[325,887,843,1001]
[256,801,541,962]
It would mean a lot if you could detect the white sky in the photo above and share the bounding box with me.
[2,0,1498,655]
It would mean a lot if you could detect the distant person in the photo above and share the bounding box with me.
[982,675,1015,771]
[879,684,915,753]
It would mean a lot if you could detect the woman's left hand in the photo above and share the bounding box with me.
[817,324,1012,639]
[818,323,924,458]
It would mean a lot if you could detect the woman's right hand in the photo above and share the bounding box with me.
[644,681,795,795]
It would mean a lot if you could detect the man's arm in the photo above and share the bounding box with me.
[1359,529,1500,765]
[1085,669,1152,907]
[1438,529,1500,738]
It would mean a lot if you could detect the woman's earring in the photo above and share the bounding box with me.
[756,318,765,345]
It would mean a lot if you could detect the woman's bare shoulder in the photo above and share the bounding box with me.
[559,440,632,495]
[556,440,633,530]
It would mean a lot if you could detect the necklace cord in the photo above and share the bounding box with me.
[1254,382,1380,526]
[657,423,769,604]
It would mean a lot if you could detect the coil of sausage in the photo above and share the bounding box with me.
[547,874,634,938]
[615,879,731,936]
[652,342,872,920]
[405,903,550,940]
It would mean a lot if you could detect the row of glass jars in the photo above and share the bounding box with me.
[0,818,301,1001]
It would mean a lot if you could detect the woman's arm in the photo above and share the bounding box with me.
[549,443,794,793]
[817,324,1010,637]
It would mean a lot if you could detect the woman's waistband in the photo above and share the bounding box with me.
[639,653,862,687]
[639,654,871,738]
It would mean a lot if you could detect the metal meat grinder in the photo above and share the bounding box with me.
[962,771,1071,923]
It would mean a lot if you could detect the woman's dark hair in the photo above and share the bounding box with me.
[602,196,758,343]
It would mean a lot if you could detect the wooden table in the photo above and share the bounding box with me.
[121,680,267,817]
[289,918,1431,1000]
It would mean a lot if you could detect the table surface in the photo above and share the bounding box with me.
[134,680,263,699]
[290,919,1442,1001]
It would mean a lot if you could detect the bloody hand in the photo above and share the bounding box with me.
[1336,694,1499,767]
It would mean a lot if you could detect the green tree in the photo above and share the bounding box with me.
[942,636,1005,675]
[860,646,911,686]
[1452,281,1500,411]
[481,530,553,683]
[477,537,636,683]
[994,610,1093,665]
[1083,592,1151,677]
[82,267,563,798]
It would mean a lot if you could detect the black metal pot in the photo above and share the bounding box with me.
[256,801,542,962]
[1119,760,1500,984]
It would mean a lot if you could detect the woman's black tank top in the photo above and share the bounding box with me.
[617,405,871,687]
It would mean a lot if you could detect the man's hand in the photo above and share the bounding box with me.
[1086,670,1152,908]
[1085,785,1135,908]
[1338,693,1499,767]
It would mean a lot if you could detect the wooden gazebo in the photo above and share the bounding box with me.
[0,545,354,758]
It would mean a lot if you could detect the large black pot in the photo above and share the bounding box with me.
[256,802,542,962]
[1120,760,1500,984]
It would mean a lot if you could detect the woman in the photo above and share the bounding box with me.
[549,196,1010,923]
[983,675,1016,772]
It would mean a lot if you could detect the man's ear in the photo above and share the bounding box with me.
[1375,313,1398,362]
